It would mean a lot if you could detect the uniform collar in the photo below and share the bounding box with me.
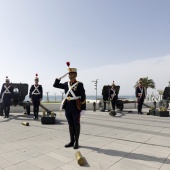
[70,79,77,85]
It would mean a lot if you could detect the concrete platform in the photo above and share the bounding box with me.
[0,108,170,170]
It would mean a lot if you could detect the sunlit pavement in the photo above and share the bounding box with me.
[0,108,170,170]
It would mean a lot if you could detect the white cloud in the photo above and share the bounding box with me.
[78,54,170,96]
[0,54,169,97]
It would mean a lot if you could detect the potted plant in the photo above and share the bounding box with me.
[155,107,169,117]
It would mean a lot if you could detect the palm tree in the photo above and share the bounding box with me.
[134,77,156,95]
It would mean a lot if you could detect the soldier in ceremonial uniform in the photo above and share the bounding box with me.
[53,62,86,149]
[135,81,145,114]
[0,76,13,118]
[29,74,43,120]
[108,81,118,111]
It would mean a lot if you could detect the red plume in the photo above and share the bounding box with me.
[36,73,38,76]
[66,61,70,67]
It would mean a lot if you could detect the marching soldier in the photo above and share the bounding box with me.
[0,76,13,118]
[108,81,118,111]
[135,81,145,114]
[53,62,86,149]
[29,74,43,120]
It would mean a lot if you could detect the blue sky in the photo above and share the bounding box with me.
[0,0,170,96]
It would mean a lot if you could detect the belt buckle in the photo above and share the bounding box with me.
[68,96,70,100]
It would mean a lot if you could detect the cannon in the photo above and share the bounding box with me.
[0,83,52,116]
[159,86,170,109]
[99,85,124,112]
[98,85,136,112]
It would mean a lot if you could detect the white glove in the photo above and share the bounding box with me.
[59,73,68,80]
[80,110,85,115]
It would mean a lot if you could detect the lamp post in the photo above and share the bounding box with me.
[92,79,99,103]
[54,93,57,102]
[60,91,64,101]
[46,92,49,102]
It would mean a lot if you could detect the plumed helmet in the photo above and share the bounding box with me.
[35,73,39,80]
[66,61,77,73]
[5,76,10,82]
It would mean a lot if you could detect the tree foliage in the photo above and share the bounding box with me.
[134,77,156,95]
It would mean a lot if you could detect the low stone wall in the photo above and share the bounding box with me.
[9,102,155,113]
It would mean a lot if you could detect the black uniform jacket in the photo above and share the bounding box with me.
[29,84,43,100]
[0,84,13,104]
[135,86,145,100]
[53,79,86,111]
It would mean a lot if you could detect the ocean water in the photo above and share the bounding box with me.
[25,95,136,102]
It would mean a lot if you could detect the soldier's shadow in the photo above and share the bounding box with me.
[80,145,170,165]
[1,114,36,123]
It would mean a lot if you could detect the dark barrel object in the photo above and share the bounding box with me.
[159,87,170,108]
[0,83,52,116]
[12,83,28,104]
[99,85,123,112]
[0,83,31,115]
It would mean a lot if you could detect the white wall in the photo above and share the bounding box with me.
[9,102,155,113]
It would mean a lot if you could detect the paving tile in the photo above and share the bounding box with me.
[18,147,42,158]
[68,159,100,170]
[0,109,170,170]
[0,150,33,164]
[27,155,65,170]
[4,161,42,170]
[0,157,13,168]
[46,152,73,163]
[58,164,82,170]
[25,143,56,154]
[147,136,170,147]
[122,132,154,143]
[102,129,132,139]
[107,158,158,170]
[159,164,170,170]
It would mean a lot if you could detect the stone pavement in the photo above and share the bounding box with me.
[0,108,170,170]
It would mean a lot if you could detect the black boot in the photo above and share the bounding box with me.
[6,107,10,118]
[36,107,39,119]
[65,126,75,148]
[137,105,140,114]
[139,106,142,114]
[33,106,36,119]
[36,112,38,120]
[73,125,80,149]
[34,112,36,120]
[4,107,8,118]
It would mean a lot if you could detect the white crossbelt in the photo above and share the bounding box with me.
[111,89,116,99]
[60,81,80,111]
[138,87,143,99]
[32,85,40,95]
[2,85,11,100]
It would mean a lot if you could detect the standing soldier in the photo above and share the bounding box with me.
[53,62,86,149]
[0,76,13,118]
[108,81,118,111]
[29,74,43,120]
[136,81,145,114]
